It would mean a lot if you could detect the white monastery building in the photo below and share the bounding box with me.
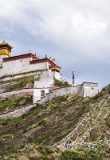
[0,41,98,103]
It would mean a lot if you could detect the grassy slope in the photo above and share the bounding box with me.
[0,75,39,93]
[0,96,91,152]
[0,74,38,114]
[0,84,110,159]
[2,144,110,160]
[0,96,32,114]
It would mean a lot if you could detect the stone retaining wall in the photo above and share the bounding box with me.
[34,82,98,104]
[37,86,79,105]
[0,89,33,100]
[0,104,36,119]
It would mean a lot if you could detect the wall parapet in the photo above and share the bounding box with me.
[81,82,98,87]
[34,86,78,104]
[33,82,98,104]
[0,89,33,100]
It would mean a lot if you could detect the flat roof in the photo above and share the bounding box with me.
[3,53,36,62]
[3,53,61,69]
[30,57,61,68]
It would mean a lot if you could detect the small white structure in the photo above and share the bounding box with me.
[80,82,98,97]
[33,82,98,104]
[33,88,50,103]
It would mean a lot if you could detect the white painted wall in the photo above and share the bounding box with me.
[33,88,50,102]
[3,58,31,75]
[81,82,98,97]
[33,82,98,104]
[0,55,62,81]
[0,55,8,68]
[34,86,79,104]
[83,86,98,97]
[54,71,62,80]
[29,61,47,71]
[33,89,41,102]
[34,70,54,88]
[33,70,63,103]
[0,68,4,77]
[2,58,48,76]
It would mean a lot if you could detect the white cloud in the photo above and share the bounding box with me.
[0,0,108,42]
[0,0,110,89]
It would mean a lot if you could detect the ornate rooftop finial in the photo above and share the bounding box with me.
[0,40,6,45]
[29,50,31,53]
[52,58,56,64]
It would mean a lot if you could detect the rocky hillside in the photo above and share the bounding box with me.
[0,84,110,159]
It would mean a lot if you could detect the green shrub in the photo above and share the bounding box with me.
[54,78,70,87]
[4,75,39,92]
[0,96,32,114]
[60,150,84,160]
[37,145,54,155]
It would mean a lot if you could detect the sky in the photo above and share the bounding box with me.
[0,0,110,90]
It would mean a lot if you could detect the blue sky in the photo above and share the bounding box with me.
[0,0,110,89]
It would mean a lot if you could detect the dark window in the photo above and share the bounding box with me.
[41,90,45,96]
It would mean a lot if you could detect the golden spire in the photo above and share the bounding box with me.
[0,40,13,57]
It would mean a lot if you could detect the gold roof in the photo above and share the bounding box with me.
[0,40,13,48]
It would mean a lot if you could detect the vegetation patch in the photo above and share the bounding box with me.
[54,78,70,87]
[0,95,90,148]
[0,69,47,80]
[60,149,109,160]
[4,76,39,92]
[0,144,109,160]
[0,96,32,114]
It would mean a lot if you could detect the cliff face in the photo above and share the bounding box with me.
[0,84,110,159]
